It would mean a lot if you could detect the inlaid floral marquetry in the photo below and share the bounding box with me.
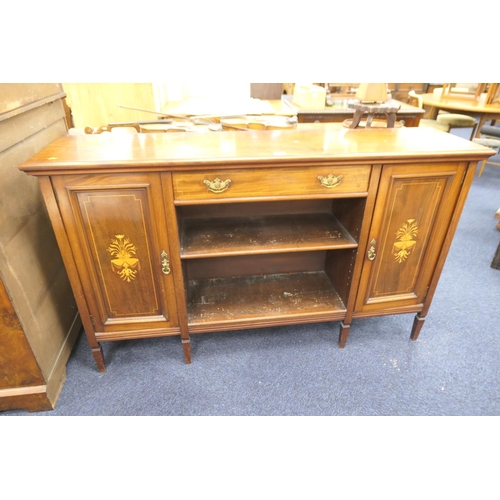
[393,219,419,263]
[107,234,140,282]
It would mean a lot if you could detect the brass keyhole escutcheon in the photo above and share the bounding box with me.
[161,251,171,275]
[367,238,376,261]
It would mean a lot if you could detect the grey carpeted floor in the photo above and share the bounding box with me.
[3,132,500,416]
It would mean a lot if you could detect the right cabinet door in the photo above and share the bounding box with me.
[355,162,466,314]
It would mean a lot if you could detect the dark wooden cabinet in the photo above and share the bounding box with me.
[0,84,81,412]
[19,126,493,372]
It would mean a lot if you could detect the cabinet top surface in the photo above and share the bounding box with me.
[19,125,494,174]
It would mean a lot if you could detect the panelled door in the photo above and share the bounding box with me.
[52,172,179,336]
[355,162,467,314]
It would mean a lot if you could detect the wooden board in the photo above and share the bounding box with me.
[187,271,346,327]
[62,83,161,128]
[180,213,357,258]
[0,83,65,119]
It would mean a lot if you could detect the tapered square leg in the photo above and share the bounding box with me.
[182,339,192,364]
[410,313,426,341]
[91,344,106,372]
[339,321,350,348]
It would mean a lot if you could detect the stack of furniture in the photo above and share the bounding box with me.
[387,83,428,103]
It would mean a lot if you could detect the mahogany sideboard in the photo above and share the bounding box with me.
[19,126,494,372]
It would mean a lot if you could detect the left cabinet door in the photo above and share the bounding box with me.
[52,172,180,337]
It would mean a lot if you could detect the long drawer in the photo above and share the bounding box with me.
[172,165,371,203]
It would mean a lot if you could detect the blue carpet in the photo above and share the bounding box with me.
[3,137,500,417]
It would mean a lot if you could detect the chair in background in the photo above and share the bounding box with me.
[472,125,500,176]
[432,87,479,139]
[408,90,478,139]
[407,91,448,132]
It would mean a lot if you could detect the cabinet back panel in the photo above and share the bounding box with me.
[185,252,326,280]
[331,198,366,241]
[178,199,334,219]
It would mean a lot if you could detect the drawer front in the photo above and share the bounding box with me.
[173,165,371,202]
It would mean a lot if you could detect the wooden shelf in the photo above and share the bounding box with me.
[180,213,357,258]
[187,271,346,330]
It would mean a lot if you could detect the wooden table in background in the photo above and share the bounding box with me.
[281,96,424,127]
[420,93,500,138]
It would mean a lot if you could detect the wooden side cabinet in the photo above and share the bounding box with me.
[19,126,494,372]
[1,84,82,411]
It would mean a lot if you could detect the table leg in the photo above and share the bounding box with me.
[475,114,488,138]
[428,106,439,120]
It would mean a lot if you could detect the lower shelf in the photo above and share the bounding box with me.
[187,271,346,331]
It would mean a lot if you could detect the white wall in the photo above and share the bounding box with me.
[161,83,251,103]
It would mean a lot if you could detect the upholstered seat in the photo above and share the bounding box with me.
[416,118,449,132]
[436,113,478,128]
[408,90,478,139]
[432,87,478,139]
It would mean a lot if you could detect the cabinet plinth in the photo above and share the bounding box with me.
[19,126,494,371]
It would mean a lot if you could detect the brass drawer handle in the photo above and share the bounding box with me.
[367,238,376,261]
[318,174,343,188]
[161,251,171,275]
[203,178,232,193]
